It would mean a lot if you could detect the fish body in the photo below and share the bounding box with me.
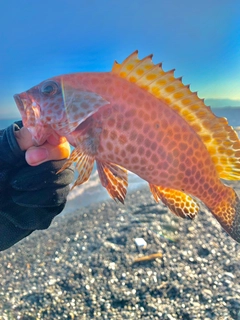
[66,73,220,194]
[14,52,240,242]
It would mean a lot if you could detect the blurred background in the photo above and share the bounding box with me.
[0,4,240,319]
[0,0,240,121]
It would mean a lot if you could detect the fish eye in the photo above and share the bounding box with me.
[40,81,59,96]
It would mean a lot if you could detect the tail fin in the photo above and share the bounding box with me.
[211,190,240,243]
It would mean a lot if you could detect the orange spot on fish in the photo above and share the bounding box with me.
[144,64,153,70]
[120,71,127,77]
[151,86,160,95]
[156,79,166,86]
[146,74,157,81]
[136,69,144,75]
[129,76,137,82]
[126,64,134,71]
[182,98,191,105]
[165,85,175,93]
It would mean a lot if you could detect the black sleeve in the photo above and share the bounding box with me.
[0,121,26,167]
[0,121,74,251]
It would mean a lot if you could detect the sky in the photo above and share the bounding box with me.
[1,0,240,118]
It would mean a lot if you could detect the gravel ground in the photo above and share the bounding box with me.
[0,183,240,320]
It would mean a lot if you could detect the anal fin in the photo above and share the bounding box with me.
[149,184,199,219]
[97,161,128,204]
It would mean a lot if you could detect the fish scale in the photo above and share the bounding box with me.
[14,51,240,243]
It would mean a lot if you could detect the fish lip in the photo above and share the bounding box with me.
[13,94,24,109]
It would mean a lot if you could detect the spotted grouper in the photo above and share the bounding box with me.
[14,51,240,242]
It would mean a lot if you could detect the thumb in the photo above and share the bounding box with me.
[25,141,71,166]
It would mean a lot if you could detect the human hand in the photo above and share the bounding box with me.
[10,125,74,228]
[14,127,71,165]
[0,122,74,251]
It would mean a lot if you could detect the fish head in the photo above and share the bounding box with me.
[14,78,65,145]
[14,75,109,145]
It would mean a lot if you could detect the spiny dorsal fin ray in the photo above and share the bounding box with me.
[112,51,240,180]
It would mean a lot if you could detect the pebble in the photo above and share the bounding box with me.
[134,237,147,249]
[0,185,239,319]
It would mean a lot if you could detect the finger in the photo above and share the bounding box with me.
[25,140,71,166]
[14,127,35,151]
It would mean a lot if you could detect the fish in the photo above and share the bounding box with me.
[14,51,240,243]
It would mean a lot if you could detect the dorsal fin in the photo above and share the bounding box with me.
[112,51,240,180]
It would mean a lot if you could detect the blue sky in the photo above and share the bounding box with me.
[1,0,240,118]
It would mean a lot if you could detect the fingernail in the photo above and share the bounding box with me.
[26,147,49,165]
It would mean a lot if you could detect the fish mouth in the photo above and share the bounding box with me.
[14,93,51,145]
[14,94,24,110]
[14,93,33,116]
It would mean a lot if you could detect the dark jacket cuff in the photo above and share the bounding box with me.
[0,121,26,167]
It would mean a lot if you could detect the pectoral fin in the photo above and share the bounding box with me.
[58,148,94,189]
[97,161,128,203]
[149,184,199,219]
